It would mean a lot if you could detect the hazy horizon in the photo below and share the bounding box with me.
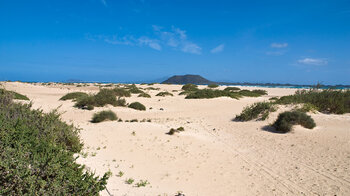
[1,0,350,84]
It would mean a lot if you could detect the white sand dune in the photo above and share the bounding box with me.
[3,82,350,196]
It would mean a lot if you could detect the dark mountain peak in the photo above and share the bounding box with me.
[162,74,214,85]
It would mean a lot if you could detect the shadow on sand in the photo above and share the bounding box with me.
[261,125,287,134]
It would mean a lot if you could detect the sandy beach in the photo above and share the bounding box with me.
[3,81,350,196]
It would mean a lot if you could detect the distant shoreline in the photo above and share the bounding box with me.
[1,80,350,89]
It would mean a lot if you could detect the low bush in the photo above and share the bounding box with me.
[116,97,127,106]
[239,89,267,97]
[185,89,241,99]
[94,89,118,107]
[74,95,96,110]
[177,127,185,131]
[185,88,267,99]
[0,89,29,100]
[113,88,131,97]
[0,90,110,194]
[208,84,219,88]
[91,110,118,123]
[138,92,151,98]
[60,92,88,101]
[182,84,198,91]
[144,87,160,90]
[74,89,126,110]
[297,103,318,113]
[166,127,185,135]
[178,91,192,95]
[125,84,143,94]
[156,92,173,97]
[269,97,279,101]
[276,89,350,114]
[235,102,276,121]
[167,128,177,135]
[128,102,146,111]
[273,111,316,133]
[224,87,240,91]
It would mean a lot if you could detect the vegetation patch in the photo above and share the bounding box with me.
[235,102,276,121]
[185,88,267,99]
[296,103,318,113]
[185,89,241,99]
[181,83,198,91]
[275,89,350,114]
[125,178,134,184]
[74,89,126,110]
[166,127,185,135]
[238,89,267,97]
[135,180,150,187]
[273,111,316,133]
[0,90,110,195]
[208,84,219,88]
[224,87,241,91]
[128,102,146,111]
[94,89,119,107]
[144,87,160,90]
[138,92,151,98]
[116,97,127,106]
[124,84,144,94]
[113,88,131,97]
[0,89,29,100]
[156,92,174,97]
[60,92,88,101]
[74,95,96,110]
[91,110,118,123]
[234,89,349,123]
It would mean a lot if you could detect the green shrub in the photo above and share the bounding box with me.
[144,87,160,90]
[238,89,267,97]
[74,89,126,110]
[60,92,88,101]
[135,180,150,187]
[166,127,185,135]
[138,92,151,98]
[269,97,279,101]
[0,89,29,100]
[297,103,318,113]
[125,178,134,184]
[125,84,143,94]
[91,110,118,123]
[273,111,316,133]
[177,127,185,131]
[276,89,350,114]
[167,128,177,135]
[0,91,110,195]
[208,84,219,88]
[224,87,241,91]
[128,102,146,111]
[178,91,192,95]
[185,89,241,99]
[116,97,127,106]
[113,88,131,97]
[94,89,118,107]
[235,102,276,121]
[181,84,198,91]
[156,92,173,97]
[74,95,96,110]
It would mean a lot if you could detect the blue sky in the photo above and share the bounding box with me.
[1,0,350,84]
